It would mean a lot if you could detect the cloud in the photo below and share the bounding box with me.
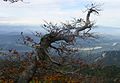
[0,0,120,27]
[0,0,85,24]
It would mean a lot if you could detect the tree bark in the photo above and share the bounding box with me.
[17,4,100,82]
[17,62,36,83]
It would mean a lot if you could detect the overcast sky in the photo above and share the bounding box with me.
[0,0,120,27]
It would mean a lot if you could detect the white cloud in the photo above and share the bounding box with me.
[0,0,120,27]
[0,0,85,24]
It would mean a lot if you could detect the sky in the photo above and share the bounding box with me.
[0,0,120,27]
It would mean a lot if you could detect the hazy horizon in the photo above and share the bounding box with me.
[0,25,120,36]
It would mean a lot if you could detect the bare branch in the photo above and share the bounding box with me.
[3,0,23,3]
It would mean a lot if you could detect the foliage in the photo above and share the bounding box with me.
[1,1,118,83]
[0,58,120,83]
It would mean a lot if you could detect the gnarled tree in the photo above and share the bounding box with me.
[2,0,101,82]
[17,3,101,83]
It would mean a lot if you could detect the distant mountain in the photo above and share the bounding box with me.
[0,25,120,66]
[0,24,46,35]
[95,50,120,66]
[92,26,120,36]
[0,25,43,51]
[0,25,120,51]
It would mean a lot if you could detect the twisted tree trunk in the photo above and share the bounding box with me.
[17,4,100,82]
[17,62,36,83]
